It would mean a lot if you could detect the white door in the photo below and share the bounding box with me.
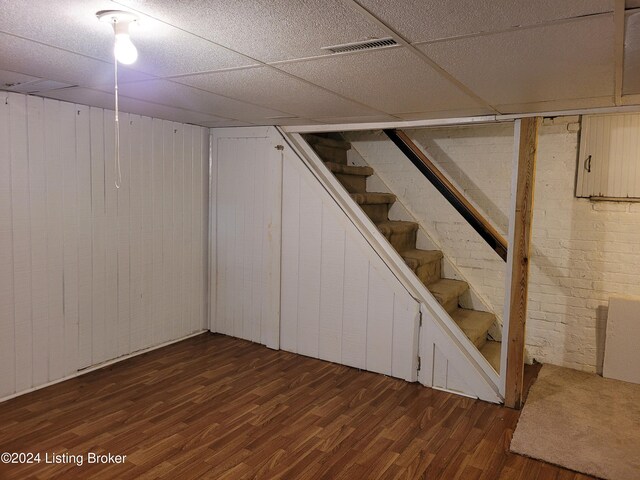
[210,127,282,349]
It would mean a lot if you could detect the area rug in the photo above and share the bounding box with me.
[510,364,640,480]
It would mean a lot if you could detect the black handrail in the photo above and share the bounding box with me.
[383,129,508,262]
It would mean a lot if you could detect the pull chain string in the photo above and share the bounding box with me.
[114,22,122,189]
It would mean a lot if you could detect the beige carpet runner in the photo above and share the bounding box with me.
[511,364,640,480]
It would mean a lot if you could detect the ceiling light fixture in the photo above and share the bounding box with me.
[97,9,140,189]
[97,10,139,64]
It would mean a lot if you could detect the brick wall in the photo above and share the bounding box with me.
[347,117,640,373]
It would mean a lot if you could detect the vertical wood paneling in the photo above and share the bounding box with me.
[0,95,16,397]
[129,115,143,352]
[90,107,106,365]
[280,158,300,353]
[212,132,281,347]
[296,177,322,358]
[76,104,93,369]
[27,96,49,385]
[318,205,345,363]
[10,94,33,393]
[44,98,65,382]
[365,266,394,375]
[1,93,209,400]
[279,137,419,379]
[60,101,78,377]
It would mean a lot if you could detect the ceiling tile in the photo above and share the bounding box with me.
[394,108,496,121]
[0,33,151,86]
[172,66,382,118]
[419,16,615,107]
[624,12,640,95]
[0,0,254,77]
[0,70,41,88]
[37,87,234,125]
[278,47,489,115]
[356,0,612,43]
[109,79,291,121]
[115,0,389,62]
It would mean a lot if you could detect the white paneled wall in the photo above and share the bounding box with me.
[210,128,282,349]
[0,92,209,399]
[281,141,420,381]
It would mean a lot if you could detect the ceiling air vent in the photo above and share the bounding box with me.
[322,37,398,54]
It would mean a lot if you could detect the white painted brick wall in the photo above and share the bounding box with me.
[347,118,640,373]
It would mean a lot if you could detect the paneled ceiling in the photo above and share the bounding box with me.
[0,0,637,127]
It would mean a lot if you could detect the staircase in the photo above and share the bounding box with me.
[305,134,501,372]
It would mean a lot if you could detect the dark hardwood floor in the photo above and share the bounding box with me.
[0,333,596,479]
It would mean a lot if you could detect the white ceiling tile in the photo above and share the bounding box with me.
[0,70,41,88]
[356,0,613,43]
[0,33,151,87]
[36,87,233,125]
[278,47,487,115]
[624,13,640,95]
[115,0,389,62]
[0,0,254,77]
[109,79,290,121]
[419,16,615,107]
[172,66,381,118]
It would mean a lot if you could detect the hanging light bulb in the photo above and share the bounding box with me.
[113,21,138,64]
[97,10,139,65]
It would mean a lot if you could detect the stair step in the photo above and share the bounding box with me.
[305,134,351,150]
[325,162,373,177]
[451,309,495,350]
[480,340,501,373]
[351,192,396,222]
[350,192,396,205]
[401,249,442,286]
[429,279,468,314]
[376,221,418,252]
[306,135,351,164]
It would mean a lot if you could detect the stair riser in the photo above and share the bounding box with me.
[474,335,487,350]
[360,204,390,223]
[439,296,459,315]
[416,261,441,287]
[334,173,367,193]
[313,144,348,164]
[382,230,416,252]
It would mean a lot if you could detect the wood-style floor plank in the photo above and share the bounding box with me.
[0,333,595,479]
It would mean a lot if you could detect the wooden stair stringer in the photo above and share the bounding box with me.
[283,130,502,403]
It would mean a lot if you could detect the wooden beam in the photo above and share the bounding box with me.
[384,129,508,261]
[504,117,540,409]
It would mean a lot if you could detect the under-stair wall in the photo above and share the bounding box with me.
[211,126,502,402]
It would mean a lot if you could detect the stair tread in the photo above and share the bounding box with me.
[451,309,495,349]
[480,340,501,373]
[429,278,469,302]
[325,162,373,177]
[376,220,419,234]
[400,249,443,269]
[305,134,351,150]
[350,192,396,205]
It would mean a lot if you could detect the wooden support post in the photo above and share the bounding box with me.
[503,117,540,409]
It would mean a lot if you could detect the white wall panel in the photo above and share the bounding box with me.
[210,128,281,350]
[0,92,209,400]
[280,139,419,381]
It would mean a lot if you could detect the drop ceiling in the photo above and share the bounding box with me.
[0,0,636,127]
